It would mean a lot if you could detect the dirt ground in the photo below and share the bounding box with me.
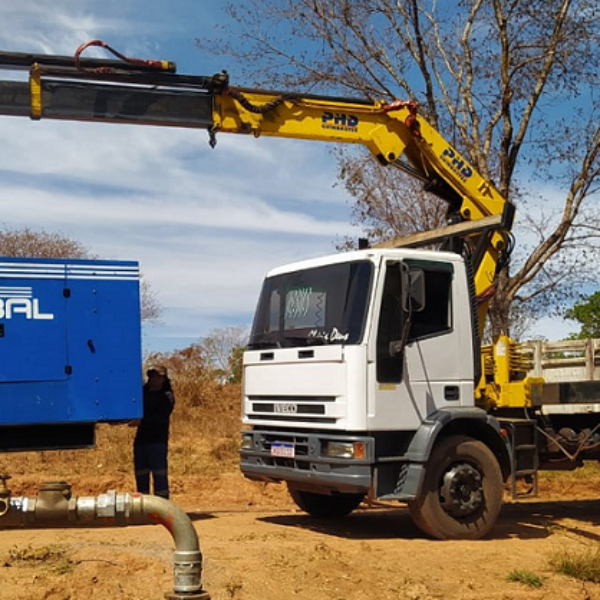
[4,471,600,600]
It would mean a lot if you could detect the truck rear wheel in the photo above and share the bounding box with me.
[408,435,503,540]
[287,485,364,518]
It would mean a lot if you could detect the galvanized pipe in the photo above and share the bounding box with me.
[0,479,209,599]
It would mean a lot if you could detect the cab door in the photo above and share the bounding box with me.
[368,259,463,431]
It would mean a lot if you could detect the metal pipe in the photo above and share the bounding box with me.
[0,49,177,72]
[0,478,210,600]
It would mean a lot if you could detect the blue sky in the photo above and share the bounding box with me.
[0,1,579,350]
[0,0,363,353]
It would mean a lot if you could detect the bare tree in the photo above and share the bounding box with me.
[201,0,600,336]
[139,277,162,324]
[0,227,89,258]
[335,150,448,248]
[0,226,162,323]
[202,326,249,383]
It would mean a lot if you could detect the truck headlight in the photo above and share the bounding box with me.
[240,434,253,451]
[324,441,366,459]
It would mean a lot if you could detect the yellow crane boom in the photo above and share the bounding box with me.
[0,43,521,406]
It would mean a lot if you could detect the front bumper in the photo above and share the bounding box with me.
[240,429,374,494]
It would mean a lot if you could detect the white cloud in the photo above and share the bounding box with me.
[0,1,189,55]
[1,121,354,237]
[0,4,358,353]
[527,315,577,342]
[0,3,111,54]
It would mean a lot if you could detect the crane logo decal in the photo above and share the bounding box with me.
[322,112,359,133]
[441,147,473,181]
[0,287,54,320]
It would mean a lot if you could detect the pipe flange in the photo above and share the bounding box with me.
[164,592,211,600]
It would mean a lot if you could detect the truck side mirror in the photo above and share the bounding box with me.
[388,266,426,358]
[401,267,425,313]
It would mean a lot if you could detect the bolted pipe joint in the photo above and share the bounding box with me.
[0,479,210,599]
[0,474,11,516]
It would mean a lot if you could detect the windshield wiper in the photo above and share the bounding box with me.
[249,334,335,349]
[303,337,328,346]
[247,334,285,349]
[281,335,328,347]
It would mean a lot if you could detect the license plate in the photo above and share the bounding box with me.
[271,442,295,458]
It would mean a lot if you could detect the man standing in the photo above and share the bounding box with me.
[133,365,175,499]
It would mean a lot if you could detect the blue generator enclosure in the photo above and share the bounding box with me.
[0,257,143,437]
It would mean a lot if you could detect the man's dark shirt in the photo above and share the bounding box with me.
[134,385,175,444]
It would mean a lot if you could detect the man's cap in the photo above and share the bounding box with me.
[147,365,168,377]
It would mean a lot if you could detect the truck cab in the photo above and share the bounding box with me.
[243,248,477,433]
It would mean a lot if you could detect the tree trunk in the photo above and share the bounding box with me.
[488,267,511,339]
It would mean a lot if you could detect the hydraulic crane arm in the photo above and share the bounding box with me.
[0,44,515,334]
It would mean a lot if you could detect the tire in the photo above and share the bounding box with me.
[287,485,364,518]
[408,435,503,540]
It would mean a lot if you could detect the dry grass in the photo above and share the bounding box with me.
[550,547,600,583]
[1,373,242,496]
[4,544,76,575]
[539,461,600,480]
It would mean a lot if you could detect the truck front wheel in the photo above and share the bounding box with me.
[287,485,364,518]
[408,435,503,540]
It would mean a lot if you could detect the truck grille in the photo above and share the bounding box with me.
[258,432,312,470]
[246,395,337,424]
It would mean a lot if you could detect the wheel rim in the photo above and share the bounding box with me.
[439,463,483,517]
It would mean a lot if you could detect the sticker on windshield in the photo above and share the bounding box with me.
[284,287,326,328]
[308,327,349,342]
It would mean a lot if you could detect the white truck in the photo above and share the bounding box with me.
[239,248,600,540]
[240,247,512,540]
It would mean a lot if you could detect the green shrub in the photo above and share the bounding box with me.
[506,569,544,588]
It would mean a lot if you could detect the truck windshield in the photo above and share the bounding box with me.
[248,260,373,349]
